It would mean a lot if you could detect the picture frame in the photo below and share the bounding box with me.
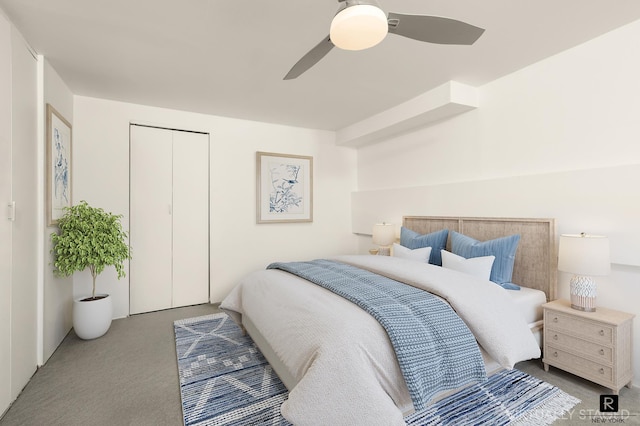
[46,104,72,226]
[257,151,313,223]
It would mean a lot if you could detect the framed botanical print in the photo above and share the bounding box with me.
[46,104,72,226]
[256,151,313,223]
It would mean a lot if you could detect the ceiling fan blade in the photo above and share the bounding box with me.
[387,13,484,45]
[284,35,334,80]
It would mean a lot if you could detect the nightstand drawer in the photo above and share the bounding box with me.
[546,346,613,383]
[546,311,613,344]
[545,331,613,363]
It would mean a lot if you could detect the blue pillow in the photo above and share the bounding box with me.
[400,227,448,266]
[450,231,520,285]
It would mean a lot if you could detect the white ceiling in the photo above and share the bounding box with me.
[2,0,640,130]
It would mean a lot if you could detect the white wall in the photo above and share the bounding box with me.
[72,96,358,318]
[42,58,74,362]
[354,19,640,386]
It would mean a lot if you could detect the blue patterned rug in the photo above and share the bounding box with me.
[174,313,579,426]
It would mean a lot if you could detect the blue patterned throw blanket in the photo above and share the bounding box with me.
[267,259,486,409]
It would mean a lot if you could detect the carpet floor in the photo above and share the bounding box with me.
[1,304,638,426]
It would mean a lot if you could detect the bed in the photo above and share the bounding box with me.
[220,216,557,425]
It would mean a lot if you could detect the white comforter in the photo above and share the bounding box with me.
[220,255,540,426]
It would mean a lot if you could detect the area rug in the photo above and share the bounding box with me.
[174,313,290,426]
[174,313,580,426]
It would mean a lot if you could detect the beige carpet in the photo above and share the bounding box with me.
[1,303,638,425]
[0,304,219,426]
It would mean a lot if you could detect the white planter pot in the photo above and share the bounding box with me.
[73,294,113,340]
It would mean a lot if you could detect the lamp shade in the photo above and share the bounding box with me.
[329,4,388,51]
[558,233,610,276]
[372,223,395,247]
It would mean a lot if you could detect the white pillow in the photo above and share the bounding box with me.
[441,249,495,281]
[392,243,432,263]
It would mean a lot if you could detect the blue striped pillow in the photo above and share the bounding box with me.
[400,228,449,266]
[451,231,520,285]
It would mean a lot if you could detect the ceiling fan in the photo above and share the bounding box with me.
[284,0,485,80]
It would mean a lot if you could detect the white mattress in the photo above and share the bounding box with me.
[505,286,547,325]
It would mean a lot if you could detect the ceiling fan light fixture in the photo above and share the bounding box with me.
[330,4,388,51]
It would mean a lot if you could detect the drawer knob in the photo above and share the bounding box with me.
[553,351,558,358]
[599,329,605,336]
[553,334,558,340]
[599,368,605,375]
[599,349,605,356]
[553,317,558,323]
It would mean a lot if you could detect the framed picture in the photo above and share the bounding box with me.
[46,104,72,226]
[257,151,313,223]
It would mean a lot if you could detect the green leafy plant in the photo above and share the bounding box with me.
[51,200,131,300]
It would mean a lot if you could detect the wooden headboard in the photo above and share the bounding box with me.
[402,216,557,301]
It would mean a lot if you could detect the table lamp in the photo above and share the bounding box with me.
[372,223,395,256]
[558,233,610,312]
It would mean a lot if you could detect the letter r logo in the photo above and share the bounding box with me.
[600,395,618,412]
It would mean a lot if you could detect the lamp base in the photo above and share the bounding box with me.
[377,246,391,256]
[569,275,596,312]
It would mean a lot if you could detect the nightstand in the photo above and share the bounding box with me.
[542,299,634,394]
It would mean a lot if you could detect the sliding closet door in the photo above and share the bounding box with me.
[172,131,209,307]
[129,126,173,314]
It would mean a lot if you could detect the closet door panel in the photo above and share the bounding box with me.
[9,25,38,400]
[0,14,12,414]
[172,131,209,307]
[129,126,173,314]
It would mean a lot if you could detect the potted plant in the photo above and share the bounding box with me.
[51,200,131,340]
